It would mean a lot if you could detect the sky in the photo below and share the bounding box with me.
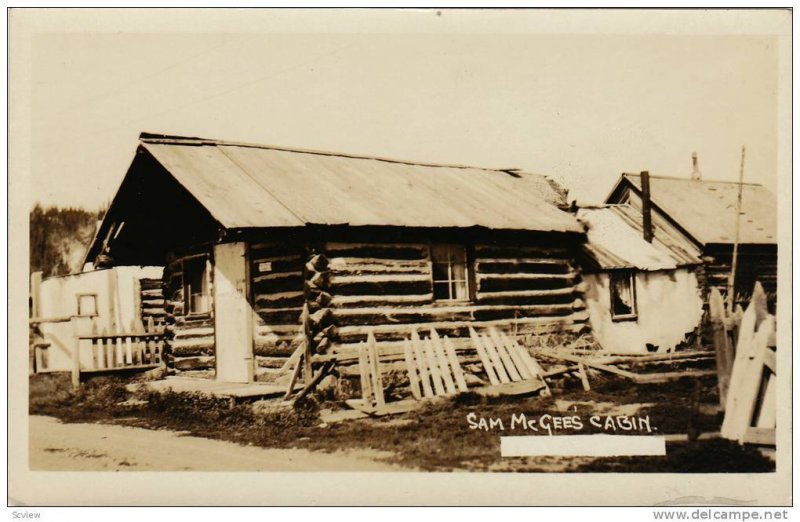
[25,10,781,211]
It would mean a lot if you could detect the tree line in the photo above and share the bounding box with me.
[30,204,105,277]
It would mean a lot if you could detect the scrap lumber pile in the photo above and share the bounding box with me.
[533,347,717,388]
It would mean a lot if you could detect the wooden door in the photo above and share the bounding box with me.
[213,242,254,383]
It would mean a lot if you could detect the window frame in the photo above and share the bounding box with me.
[609,270,638,321]
[429,243,472,303]
[183,255,211,316]
[76,293,98,317]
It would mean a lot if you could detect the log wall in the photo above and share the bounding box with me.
[160,235,589,376]
[139,278,166,326]
[248,242,306,377]
[322,240,589,354]
[701,245,777,312]
[162,246,216,373]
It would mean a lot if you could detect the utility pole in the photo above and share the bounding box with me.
[727,145,745,313]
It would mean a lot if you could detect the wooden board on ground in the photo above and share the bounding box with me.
[345,398,421,417]
[473,380,546,398]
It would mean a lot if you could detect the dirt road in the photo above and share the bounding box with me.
[29,415,405,471]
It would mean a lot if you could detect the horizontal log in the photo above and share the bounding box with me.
[334,308,473,327]
[330,266,430,277]
[477,257,570,265]
[253,340,300,357]
[255,324,304,336]
[476,259,573,275]
[170,338,215,357]
[477,273,577,293]
[254,356,291,369]
[254,307,303,324]
[173,315,213,328]
[251,273,304,293]
[330,293,434,307]
[329,278,431,296]
[141,307,167,316]
[477,271,578,281]
[328,257,430,273]
[254,291,305,309]
[476,287,577,302]
[141,289,164,298]
[332,303,581,327]
[336,314,587,343]
[173,326,215,339]
[324,243,429,260]
[326,326,584,360]
[173,356,215,371]
[330,273,430,284]
[328,256,429,267]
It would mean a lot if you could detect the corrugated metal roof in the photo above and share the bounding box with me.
[577,205,702,271]
[613,174,777,245]
[140,135,582,233]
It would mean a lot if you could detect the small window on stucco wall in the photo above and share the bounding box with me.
[184,256,211,315]
[77,294,98,317]
[610,271,637,321]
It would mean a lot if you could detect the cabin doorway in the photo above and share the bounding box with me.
[213,242,255,382]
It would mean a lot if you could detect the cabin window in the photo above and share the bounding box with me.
[431,244,469,301]
[76,294,98,317]
[184,257,210,315]
[610,271,637,320]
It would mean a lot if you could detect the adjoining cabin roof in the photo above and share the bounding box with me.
[577,205,702,271]
[135,133,583,233]
[607,173,776,246]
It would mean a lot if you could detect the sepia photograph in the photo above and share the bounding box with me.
[7,6,792,508]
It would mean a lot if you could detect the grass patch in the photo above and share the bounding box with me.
[28,372,774,472]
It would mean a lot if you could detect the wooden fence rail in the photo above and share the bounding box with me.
[71,317,166,388]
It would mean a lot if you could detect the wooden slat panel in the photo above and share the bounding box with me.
[367,333,386,408]
[443,336,468,392]
[469,327,499,386]
[488,328,526,379]
[403,339,423,400]
[481,334,511,383]
[411,330,434,398]
[499,330,545,378]
[490,331,522,381]
[502,338,532,379]
[430,330,457,394]
[358,341,372,403]
[423,338,446,396]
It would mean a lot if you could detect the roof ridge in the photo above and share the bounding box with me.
[139,131,518,174]
[622,172,764,187]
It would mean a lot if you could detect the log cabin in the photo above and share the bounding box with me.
[576,205,704,353]
[605,173,777,309]
[83,133,590,383]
